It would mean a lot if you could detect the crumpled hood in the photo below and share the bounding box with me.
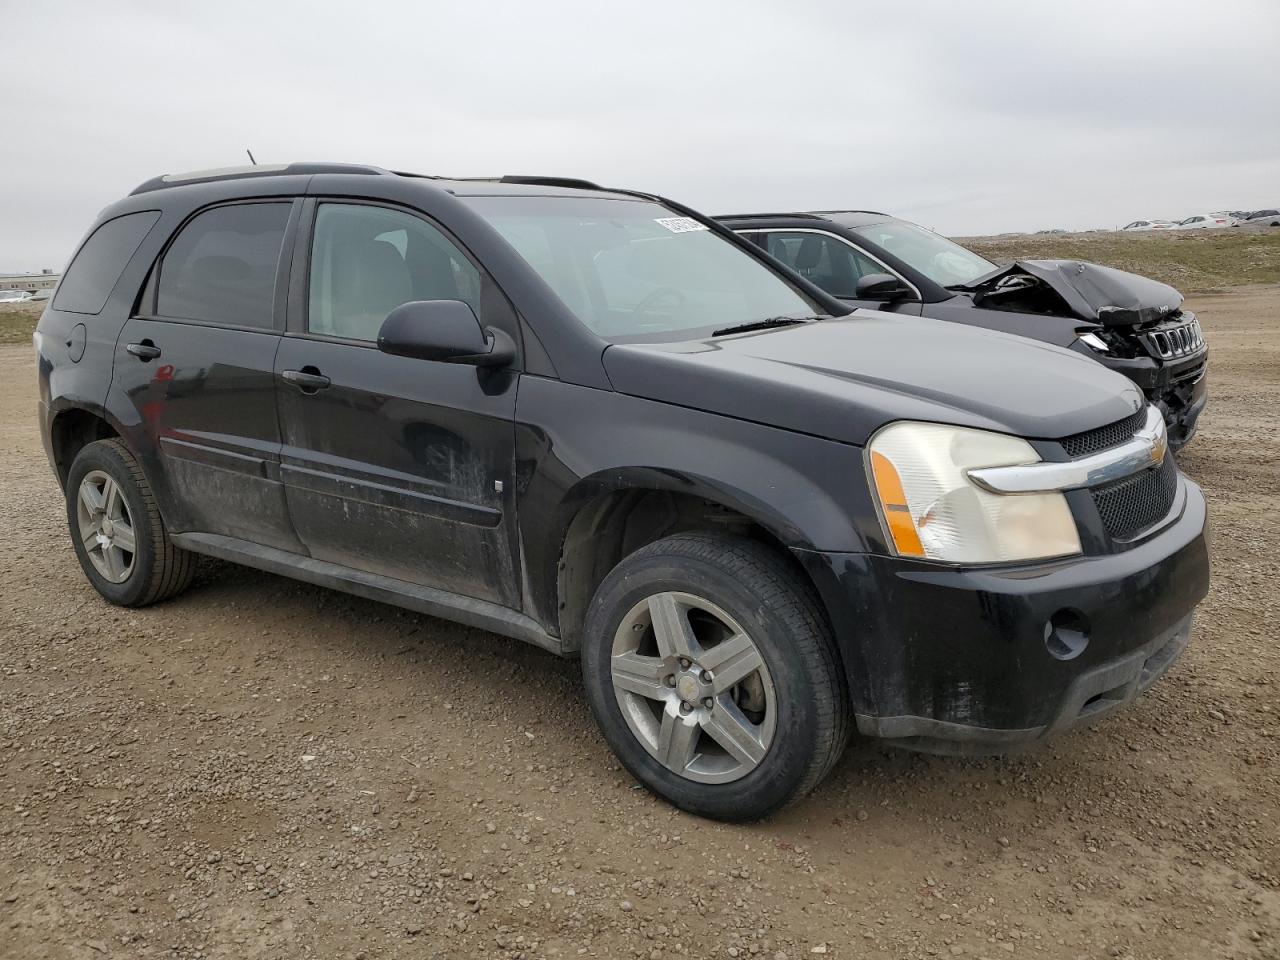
[603,312,1145,446]
[958,259,1183,326]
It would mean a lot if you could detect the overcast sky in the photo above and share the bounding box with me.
[3,0,1277,271]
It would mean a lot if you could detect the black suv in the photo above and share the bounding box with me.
[719,212,1209,449]
[36,164,1209,820]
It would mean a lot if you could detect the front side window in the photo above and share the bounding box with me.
[764,231,892,298]
[307,203,481,341]
[841,217,996,288]
[156,203,290,328]
[54,210,161,315]
[464,196,820,341]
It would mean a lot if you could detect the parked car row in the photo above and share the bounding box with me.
[35,163,1209,820]
[1121,208,1279,231]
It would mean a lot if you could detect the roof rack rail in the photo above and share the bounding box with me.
[714,211,830,221]
[807,209,889,216]
[129,162,388,196]
[498,175,604,190]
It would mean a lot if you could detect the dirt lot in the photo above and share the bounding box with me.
[2,288,1278,960]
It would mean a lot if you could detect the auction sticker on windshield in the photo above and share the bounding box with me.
[654,217,708,233]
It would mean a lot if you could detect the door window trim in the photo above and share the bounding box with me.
[286,197,522,363]
[134,198,302,334]
[739,227,922,301]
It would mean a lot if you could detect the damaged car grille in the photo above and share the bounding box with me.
[1143,316,1204,360]
[1091,456,1178,541]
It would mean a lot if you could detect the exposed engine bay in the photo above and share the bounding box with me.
[958,259,1184,326]
[956,259,1207,449]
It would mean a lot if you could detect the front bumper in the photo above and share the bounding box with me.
[1160,362,1208,450]
[795,476,1209,755]
[1092,347,1208,450]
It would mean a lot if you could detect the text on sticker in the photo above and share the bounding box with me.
[654,217,709,234]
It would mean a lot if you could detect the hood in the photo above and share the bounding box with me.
[602,313,1145,446]
[958,259,1183,326]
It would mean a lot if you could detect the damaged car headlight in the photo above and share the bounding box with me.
[1077,331,1110,353]
[868,422,1082,564]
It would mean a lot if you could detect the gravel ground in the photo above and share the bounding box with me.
[2,288,1278,960]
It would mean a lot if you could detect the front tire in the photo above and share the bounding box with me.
[581,532,850,821]
[65,439,196,607]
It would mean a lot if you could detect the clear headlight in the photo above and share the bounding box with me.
[1077,331,1110,353]
[868,422,1082,564]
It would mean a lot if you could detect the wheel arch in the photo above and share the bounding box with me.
[48,403,123,489]
[552,470,831,654]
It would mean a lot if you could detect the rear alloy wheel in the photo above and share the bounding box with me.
[582,532,850,821]
[65,439,196,607]
[75,470,137,584]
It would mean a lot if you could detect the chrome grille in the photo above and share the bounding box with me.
[1145,315,1204,360]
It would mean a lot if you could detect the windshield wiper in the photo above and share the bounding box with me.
[711,316,820,337]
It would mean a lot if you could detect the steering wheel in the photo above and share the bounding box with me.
[631,287,688,318]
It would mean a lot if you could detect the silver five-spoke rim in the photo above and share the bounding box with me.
[75,470,136,584]
[611,591,776,784]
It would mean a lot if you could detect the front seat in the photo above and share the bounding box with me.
[329,238,414,341]
[794,236,825,281]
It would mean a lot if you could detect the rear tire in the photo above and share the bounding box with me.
[581,531,849,821]
[65,439,196,607]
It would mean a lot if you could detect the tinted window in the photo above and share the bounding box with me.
[156,203,290,328]
[465,196,818,342]
[308,203,481,341]
[54,211,161,315]
[764,231,890,298]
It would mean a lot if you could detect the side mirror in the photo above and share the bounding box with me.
[377,300,514,367]
[855,273,912,302]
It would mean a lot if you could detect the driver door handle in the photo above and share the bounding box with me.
[126,341,162,361]
[281,368,331,393]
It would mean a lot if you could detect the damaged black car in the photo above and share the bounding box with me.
[719,212,1208,449]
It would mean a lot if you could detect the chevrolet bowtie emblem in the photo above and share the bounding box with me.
[1136,416,1169,468]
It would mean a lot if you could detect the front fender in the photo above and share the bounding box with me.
[514,377,883,634]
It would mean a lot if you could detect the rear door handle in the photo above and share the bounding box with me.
[281,368,331,393]
[126,341,161,361]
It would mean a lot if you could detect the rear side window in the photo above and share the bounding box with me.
[53,210,161,315]
[156,202,291,328]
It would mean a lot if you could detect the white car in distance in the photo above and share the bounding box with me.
[1176,214,1231,230]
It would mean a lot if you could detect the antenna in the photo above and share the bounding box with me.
[246,149,257,166]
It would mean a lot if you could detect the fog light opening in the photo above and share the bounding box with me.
[1045,609,1090,661]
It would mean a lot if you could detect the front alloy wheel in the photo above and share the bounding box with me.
[611,592,776,783]
[581,532,850,821]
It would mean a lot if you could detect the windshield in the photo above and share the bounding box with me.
[844,218,996,287]
[464,196,820,341]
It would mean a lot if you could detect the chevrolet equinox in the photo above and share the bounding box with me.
[35,163,1210,820]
